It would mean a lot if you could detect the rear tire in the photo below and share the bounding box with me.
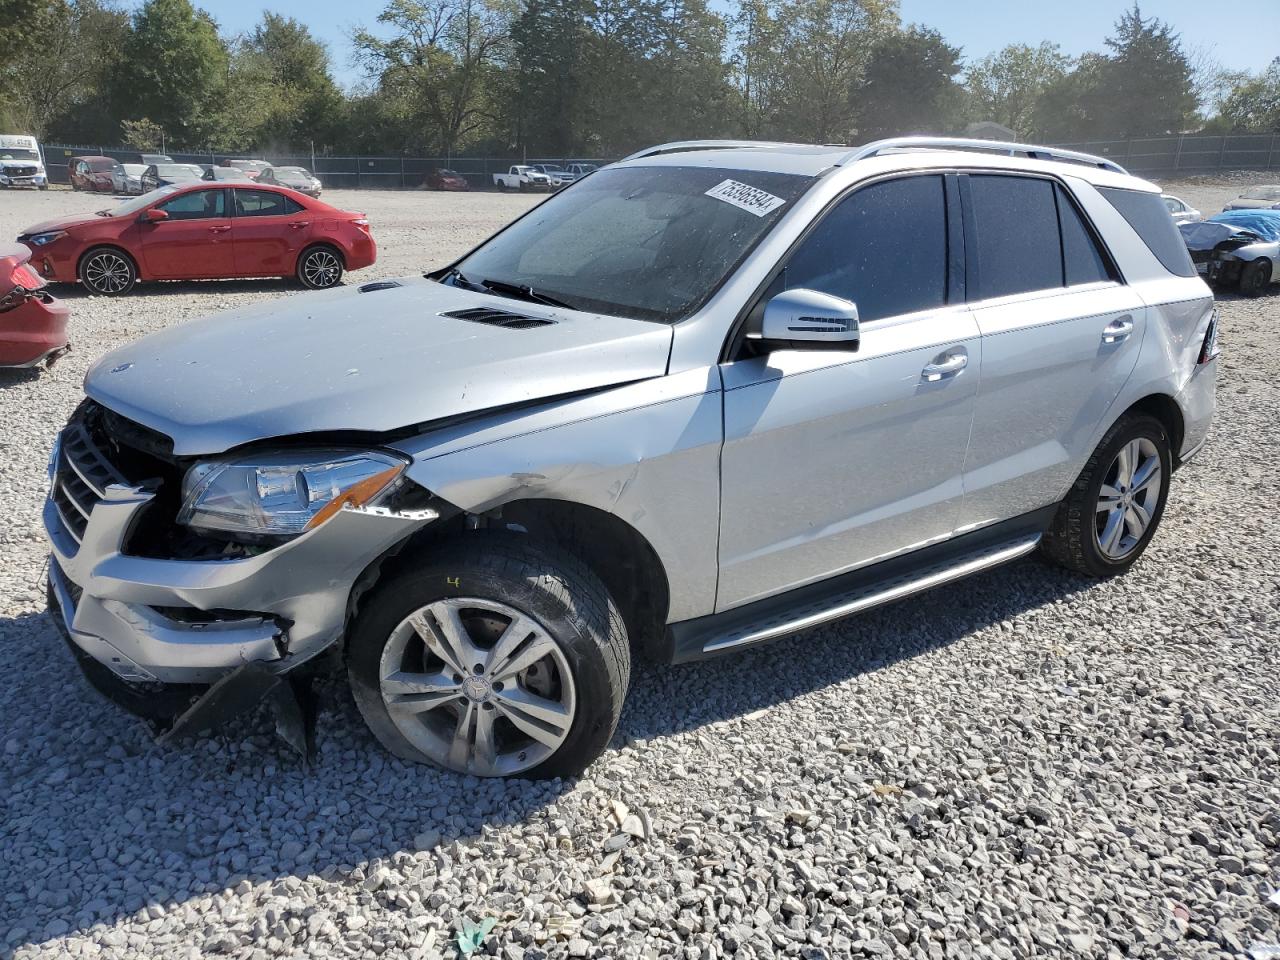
[79,247,137,295]
[296,245,343,289]
[1041,414,1171,577]
[347,534,630,779]
[1239,259,1270,298]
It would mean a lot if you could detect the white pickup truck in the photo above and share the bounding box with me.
[492,165,551,191]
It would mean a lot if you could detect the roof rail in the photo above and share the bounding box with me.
[620,140,810,162]
[838,137,1129,175]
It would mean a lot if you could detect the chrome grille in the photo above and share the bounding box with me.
[50,413,128,549]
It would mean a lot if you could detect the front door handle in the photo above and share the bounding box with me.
[1102,316,1134,343]
[921,352,968,382]
[208,225,231,234]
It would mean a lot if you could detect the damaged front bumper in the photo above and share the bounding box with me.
[45,478,433,688]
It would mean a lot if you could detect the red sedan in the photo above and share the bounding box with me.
[69,156,116,193]
[0,244,69,368]
[16,182,376,295]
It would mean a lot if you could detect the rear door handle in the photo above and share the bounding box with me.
[208,225,231,234]
[1102,316,1134,343]
[921,352,968,382]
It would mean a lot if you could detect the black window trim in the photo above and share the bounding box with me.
[956,169,1124,306]
[723,169,960,363]
[230,186,300,218]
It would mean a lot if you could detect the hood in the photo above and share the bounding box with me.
[85,276,674,456]
[19,213,105,236]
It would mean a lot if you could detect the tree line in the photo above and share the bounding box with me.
[3,0,1279,158]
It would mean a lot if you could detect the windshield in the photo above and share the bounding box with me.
[272,166,310,177]
[88,158,115,171]
[1241,186,1280,200]
[451,165,810,323]
[106,186,180,216]
[0,149,39,161]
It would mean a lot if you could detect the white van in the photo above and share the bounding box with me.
[0,134,48,189]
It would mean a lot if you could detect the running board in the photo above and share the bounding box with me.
[665,511,1052,663]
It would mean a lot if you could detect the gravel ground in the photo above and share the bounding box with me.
[0,177,1277,960]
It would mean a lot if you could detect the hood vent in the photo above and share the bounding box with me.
[443,307,556,330]
[358,280,402,293]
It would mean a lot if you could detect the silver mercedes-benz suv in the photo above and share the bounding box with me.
[45,138,1218,778]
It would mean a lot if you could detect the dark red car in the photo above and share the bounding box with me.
[69,156,116,193]
[16,182,376,295]
[425,168,470,191]
[0,244,69,368]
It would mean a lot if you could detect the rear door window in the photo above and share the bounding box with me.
[1098,186,1196,278]
[780,174,948,322]
[968,175,1063,299]
[234,189,303,217]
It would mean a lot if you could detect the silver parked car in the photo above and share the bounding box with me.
[1223,185,1280,211]
[45,137,1218,778]
[111,162,147,195]
[1180,210,1280,296]
[1162,193,1200,223]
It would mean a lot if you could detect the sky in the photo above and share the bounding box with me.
[158,0,1277,90]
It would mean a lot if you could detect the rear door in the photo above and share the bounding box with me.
[230,188,310,276]
[717,173,980,610]
[956,173,1145,530]
[138,187,235,279]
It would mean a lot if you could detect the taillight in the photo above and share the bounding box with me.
[1198,307,1220,365]
[12,263,43,289]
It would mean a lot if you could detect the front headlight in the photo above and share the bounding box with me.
[177,449,408,539]
[28,231,65,246]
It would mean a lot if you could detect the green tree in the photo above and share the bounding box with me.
[855,24,963,139]
[1093,4,1197,137]
[729,0,785,137]
[354,0,511,155]
[1208,60,1280,133]
[112,0,230,148]
[965,42,1069,139]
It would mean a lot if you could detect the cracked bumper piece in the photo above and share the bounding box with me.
[45,486,433,685]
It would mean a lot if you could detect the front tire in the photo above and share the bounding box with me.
[296,245,343,289]
[1041,413,1171,577]
[347,535,630,779]
[1239,259,1270,298]
[79,247,137,295]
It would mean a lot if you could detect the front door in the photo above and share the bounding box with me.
[138,188,235,279]
[717,174,979,611]
[956,174,1146,529]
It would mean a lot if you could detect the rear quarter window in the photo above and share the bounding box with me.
[1098,186,1196,278]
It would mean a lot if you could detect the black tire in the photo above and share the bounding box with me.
[79,246,137,295]
[347,533,630,779]
[1239,259,1270,298]
[296,245,344,289]
[1041,413,1172,577]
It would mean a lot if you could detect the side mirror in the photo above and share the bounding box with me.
[758,287,860,349]
[138,208,168,224]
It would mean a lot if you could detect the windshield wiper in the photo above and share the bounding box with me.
[438,266,483,291]
[479,278,576,310]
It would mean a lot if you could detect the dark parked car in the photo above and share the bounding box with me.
[0,244,69,368]
[258,165,322,197]
[203,166,253,182]
[140,163,204,192]
[1180,210,1280,297]
[425,168,470,191]
[69,156,116,192]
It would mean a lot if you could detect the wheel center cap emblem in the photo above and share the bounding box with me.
[462,676,491,703]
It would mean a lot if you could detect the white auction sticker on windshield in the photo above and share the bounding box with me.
[704,179,786,217]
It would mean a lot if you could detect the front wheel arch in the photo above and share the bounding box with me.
[78,246,140,294]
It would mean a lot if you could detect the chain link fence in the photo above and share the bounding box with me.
[41,146,613,190]
[39,133,1280,189]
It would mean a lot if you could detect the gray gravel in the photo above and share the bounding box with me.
[1,180,1278,959]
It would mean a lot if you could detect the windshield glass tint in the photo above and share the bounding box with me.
[454,166,810,322]
[109,186,180,216]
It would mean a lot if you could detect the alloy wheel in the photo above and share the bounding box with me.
[83,252,132,294]
[1094,437,1162,560]
[301,249,341,288]
[377,598,576,777]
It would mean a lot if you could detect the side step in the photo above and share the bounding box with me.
[666,512,1052,663]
